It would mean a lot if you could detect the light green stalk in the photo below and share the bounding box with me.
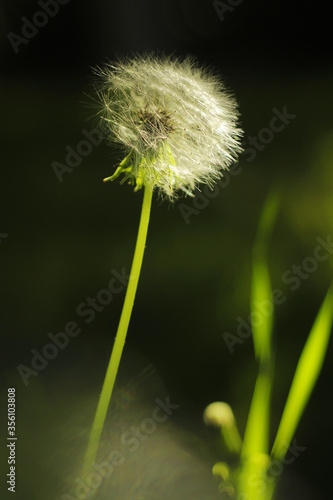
[238,190,279,500]
[82,184,153,477]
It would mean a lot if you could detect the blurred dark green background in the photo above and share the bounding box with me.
[1,1,333,499]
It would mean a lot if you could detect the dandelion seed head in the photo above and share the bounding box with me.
[94,54,243,198]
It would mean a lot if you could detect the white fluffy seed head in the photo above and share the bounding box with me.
[94,54,243,199]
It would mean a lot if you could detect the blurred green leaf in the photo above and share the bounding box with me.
[241,364,272,459]
[242,189,280,460]
[251,188,280,361]
[272,283,333,461]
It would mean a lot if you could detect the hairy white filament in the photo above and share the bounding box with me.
[94,54,243,198]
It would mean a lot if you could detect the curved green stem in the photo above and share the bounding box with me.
[82,184,153,476]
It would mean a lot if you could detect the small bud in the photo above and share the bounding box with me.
[204,402,242,454]
[212,462,235,497]
[203,401,235,428]
[212,461,230,481]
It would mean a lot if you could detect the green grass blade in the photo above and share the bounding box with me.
[241,190,280,459]
[272,283,333,461]
[251,188,280,361]
[251,260,273,362]
[241,363,273,459]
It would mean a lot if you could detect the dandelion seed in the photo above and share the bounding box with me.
[94,54,243,198]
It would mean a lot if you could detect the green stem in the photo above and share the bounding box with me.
[82,184,153,476]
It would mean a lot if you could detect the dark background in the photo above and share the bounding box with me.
[1,1,333,499]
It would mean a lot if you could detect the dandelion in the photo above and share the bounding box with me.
[82,55,243,486]
[94,54,243,198]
